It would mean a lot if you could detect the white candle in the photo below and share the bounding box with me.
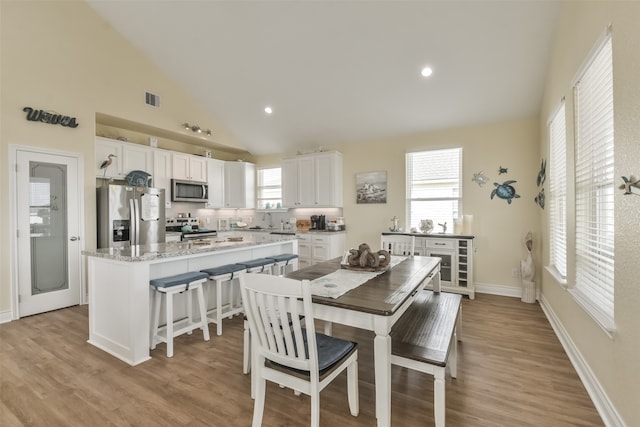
[463,215,473,235]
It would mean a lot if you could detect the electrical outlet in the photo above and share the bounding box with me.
[512,268,520,278]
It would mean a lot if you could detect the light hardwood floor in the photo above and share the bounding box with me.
[0,294,604,426]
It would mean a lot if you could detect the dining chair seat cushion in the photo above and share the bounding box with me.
[267,253,299,263]
[201,263,246,278]
[236,258,273,269]
[150,271,208,289]
[270,330,357,375]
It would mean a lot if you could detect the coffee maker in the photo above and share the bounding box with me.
[310,215,326,230]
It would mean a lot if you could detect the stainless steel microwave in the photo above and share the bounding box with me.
[171,179,208,202]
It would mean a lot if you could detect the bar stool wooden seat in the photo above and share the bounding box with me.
[200,264,247,336]
[266,253,299,276]
[150,271,210,358]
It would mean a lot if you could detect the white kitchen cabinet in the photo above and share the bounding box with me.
[297,234,312,269]
[153,149,172,208]
[205,158,225,208]
[282,151,342,208]
[95,137,154,181]
[95,137,124,179]
[122,144,153,176]
[172,152,207,182]
[224,161,255,209]
[297,232,345,267]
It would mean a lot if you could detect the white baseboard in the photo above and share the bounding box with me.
[539,295,626,427]
[0,309,13,324]
[475,282,525,298]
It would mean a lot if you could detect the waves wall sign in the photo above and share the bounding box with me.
[23,107,79,128]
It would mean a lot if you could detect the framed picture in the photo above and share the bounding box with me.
[356,171,387,204]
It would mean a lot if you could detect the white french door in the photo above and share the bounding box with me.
[15,149,82,317]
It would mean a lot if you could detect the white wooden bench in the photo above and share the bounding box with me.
[391,290,462,427]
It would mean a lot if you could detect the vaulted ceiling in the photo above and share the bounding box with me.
[87,1,561,155]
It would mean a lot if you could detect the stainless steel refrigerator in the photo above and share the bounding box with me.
[97,184,166,248]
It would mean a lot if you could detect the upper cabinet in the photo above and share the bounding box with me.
[206,158,225,208]
[172,152,207,182]
[96,137,154,180]
[95,137,124,179]
[282,151,343,208]
[224,161,255,209]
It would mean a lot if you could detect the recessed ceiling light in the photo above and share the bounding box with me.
[421,67,433,77]
[264,106,273,114]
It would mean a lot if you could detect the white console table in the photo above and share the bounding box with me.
[381,232,475,299]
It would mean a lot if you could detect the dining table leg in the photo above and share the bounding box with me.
[373,319,392,427]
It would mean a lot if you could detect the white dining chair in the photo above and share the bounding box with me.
[239,273,359,427]
[381,234,416,256]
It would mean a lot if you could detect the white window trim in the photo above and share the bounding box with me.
[405,147,462,232]
[256,167,282,210]
[570,27,616,336]
[546,101,567,287]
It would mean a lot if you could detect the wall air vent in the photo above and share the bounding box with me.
[145,92,160,108]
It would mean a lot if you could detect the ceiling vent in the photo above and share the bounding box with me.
[145,91,160,108]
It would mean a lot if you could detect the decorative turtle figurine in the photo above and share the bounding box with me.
[491,180,520,204]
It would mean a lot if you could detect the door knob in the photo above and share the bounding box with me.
[69,236,80,241]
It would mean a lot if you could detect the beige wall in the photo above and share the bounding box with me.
[0,1,244,313]
[345,119,541,289]
[539,1,640,425]
[260,118,541,289]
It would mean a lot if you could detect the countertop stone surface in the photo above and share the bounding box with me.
[83,234,298,262]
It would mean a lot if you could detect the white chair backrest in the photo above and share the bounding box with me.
[239,273,319,375]
[381,235,416,256]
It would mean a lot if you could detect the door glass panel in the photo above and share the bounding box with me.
[29,161,68,295]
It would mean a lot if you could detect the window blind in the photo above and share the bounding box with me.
[548,103,567,279]
[406,148,461,231]
[256,167,282,209]
[572,34,615,332]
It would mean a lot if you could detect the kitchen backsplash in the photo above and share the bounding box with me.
[166,202,343,231]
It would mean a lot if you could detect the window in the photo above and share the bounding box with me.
[572,32,615,333]
[256,167,282,210]
[406,148,461,232]
[548,103,567,281]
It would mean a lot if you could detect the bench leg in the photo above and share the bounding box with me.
[450,333,458,379]
[434,367,446,427]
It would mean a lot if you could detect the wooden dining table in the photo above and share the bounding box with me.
[286,255,441,427]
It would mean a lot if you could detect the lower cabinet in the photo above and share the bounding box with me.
[297,233,345,268]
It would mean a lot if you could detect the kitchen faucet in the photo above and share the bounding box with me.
[262,212,273,228]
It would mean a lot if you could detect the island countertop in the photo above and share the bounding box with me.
[83,234,298,262]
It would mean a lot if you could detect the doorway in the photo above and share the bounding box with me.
[12,147,84,318]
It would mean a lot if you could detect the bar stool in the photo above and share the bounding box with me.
[200,264,247,336]
[266,253,299,276]
[150,271,210,358]
[235,258,276,275]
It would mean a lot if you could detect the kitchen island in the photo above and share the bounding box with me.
[83,235,298,365]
